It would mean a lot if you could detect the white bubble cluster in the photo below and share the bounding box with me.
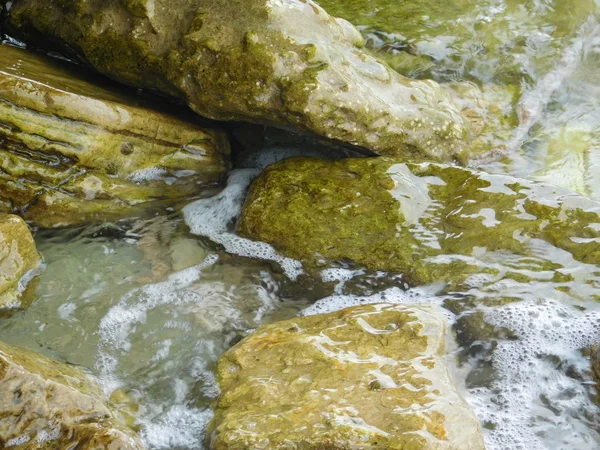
[470,298,600,449]
[140,405,213,450]
[183,169,303,279]
[301,284,446,316]
[237,145,330,171]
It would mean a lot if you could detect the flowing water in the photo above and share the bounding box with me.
[3,1,600,449]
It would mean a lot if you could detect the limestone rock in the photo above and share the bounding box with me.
[208,303,484,449]
[0,341,145,449]
[239,157,600,288]
[0,43,230,228]
[3,0,469,163]
[0,214,39,306]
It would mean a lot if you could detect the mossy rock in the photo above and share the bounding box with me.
[0,214,39,307]
[315,0,597,85]
[239,157,600,289]
[0,341,144,449]
[3,0,470,163]
[0,43,230,227]
[208,303,484,449]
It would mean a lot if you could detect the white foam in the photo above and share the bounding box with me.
[95,255,219,386]
[140,405,213,450]
[301,284,446,317]
[183,169,303,280]
[469,298,600,449]
[237,146,331,171]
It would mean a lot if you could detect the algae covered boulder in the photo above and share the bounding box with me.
[239,157,600,288]
[208,303,484,449]
[0,341,144,449]
[0,43,230,228]
[0,214,39,307]
[3,0,469,163]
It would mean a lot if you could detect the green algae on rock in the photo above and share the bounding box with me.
[0,341,145,449]
[208,303,484,449]
[0,43,230,228]
[3,0,469,163]
[0,214,39,307]
[238,157,600,289]
[315,0,597,85]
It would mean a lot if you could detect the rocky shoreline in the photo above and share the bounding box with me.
[0,0,599,449]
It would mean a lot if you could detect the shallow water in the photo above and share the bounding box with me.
[2,1,600,449]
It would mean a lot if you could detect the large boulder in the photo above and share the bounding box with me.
[0,341,144,449]
[239,157,600,288]
[208,303,484,449]
[2,0,470,163]
[0,43,230,228]
[0,214,39,307]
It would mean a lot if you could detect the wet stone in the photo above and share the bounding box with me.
[239,157,600,290]
[0,341,144,449]
[0,43,230,228]
[0,214,39,307]
[4,0,470,163]
[208,303,484,449]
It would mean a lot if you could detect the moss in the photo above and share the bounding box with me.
[239,157,600,290]
[209,303,484,449]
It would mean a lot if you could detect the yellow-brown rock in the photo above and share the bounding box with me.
[0,341,145,449]
[0,43,230,228]
[208,303,485,449]
[0,214,39,307]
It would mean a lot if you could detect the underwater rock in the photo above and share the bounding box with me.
[0,341,144,449]
[0,214,39,307]
[3,0,469,163]
[239,157,600,288]
[208,303,484,449]
[315,0,597,85]
[0,43,230,228]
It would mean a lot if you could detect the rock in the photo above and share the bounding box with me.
[239,157,600,288]
[0,43,230,228]
[0,341,144,449]
[0,214,39,307]
[315,0,597,85]
[3,0,470,163]
[208,303,484,449]
[531,126,592,196]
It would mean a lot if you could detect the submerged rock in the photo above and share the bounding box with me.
[0,341,144,449]
[3,0,469,163]
[0,43,230,228]
[208,303,484,449]
[239,157,600,288]
[315,0,597,85]
[0,214,39,307]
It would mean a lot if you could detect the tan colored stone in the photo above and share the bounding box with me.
[0,214,39,306]
[4,0,470,163]
[208,303,484,449]
[0,341,145,449]
[0,43,230,227]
